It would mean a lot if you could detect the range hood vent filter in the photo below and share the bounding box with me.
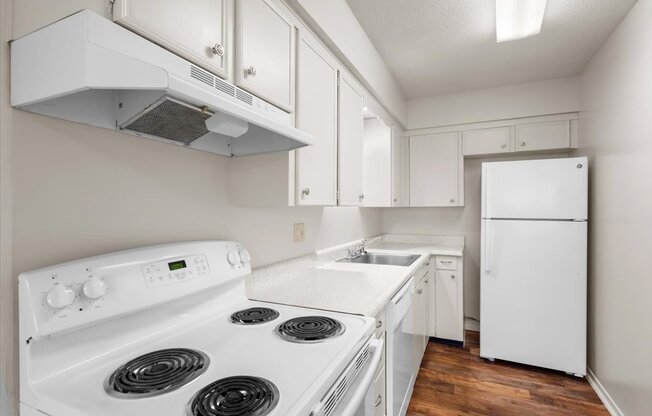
[120,98,211,144]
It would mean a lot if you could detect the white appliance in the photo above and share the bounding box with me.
[10,10,313,157]
[480,157,588,376]
[386,277,415,416]
[19,241,383,416]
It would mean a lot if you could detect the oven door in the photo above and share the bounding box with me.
[312,336,385,416]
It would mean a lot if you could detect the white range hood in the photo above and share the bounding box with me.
[10,10,313,157]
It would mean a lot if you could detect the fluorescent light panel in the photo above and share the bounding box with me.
[496,0,547,43]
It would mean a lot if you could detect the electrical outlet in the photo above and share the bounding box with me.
[293,223,305,243]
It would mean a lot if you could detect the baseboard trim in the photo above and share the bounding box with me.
[586,367,624,416]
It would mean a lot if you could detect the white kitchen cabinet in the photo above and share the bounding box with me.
[372,365,386,416]
[391,127,407,206]
[235,0,295,112]
[409,132,464,207]
[463,126,511,156]
[337,72,365,206]
[413,265,429,373]
[362,118,392,207]
[515,120,570,152]
[294,30,338,206]
[433,256,464,343]
[113,0,232,79]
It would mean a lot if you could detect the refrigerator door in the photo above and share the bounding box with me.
[482,157,588,220]
[480,219,587,375]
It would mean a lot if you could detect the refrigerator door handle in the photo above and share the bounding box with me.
[485,221,492,273]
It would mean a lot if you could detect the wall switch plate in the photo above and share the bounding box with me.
[293,223,305,243]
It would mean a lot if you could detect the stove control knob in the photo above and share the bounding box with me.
[240,249,252,263]
[83,276,107,299]
[227,250,241,266]
[46,284,75,309]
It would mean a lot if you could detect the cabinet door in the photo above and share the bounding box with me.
[295,31,338,206]
[338,73,364,206]
[435,269,461,341]
[391,127,405,206]
[236,0,294,111]
[413,279,427,372]
[363,118,392,207]
[409,132,464,207]
[463,126,511,156]
[515,120,570,152]
[114,0,230,79]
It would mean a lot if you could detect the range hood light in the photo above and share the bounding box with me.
[205,113,250,138]
[496,0,547,43]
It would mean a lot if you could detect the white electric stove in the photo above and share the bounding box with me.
[18,241,381,416]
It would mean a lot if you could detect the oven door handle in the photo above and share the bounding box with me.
[333,337,384,416]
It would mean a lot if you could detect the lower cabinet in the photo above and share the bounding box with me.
[427,255,465,343]
[412,264,430,373]
[372,361,386,416]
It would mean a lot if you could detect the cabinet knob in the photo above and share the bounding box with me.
[500,143,507,149]
[417,288,423,294]
[301,187,310,198]
[449,198,455,203]
[520,140,527,147]
[359,194,364,201]
[211,43,224,57]
[451,274,456,279]
[247,66,257,77]
[376,320,382,328]
[393,198,398,202]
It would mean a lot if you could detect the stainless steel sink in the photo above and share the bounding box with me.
[337,252,421,267]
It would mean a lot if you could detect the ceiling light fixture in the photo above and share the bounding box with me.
[495,0,547,43]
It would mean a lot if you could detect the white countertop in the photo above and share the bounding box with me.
[246,235,464,317]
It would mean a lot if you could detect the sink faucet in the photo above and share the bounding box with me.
[347,239,367,259]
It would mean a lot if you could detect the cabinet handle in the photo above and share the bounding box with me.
[451,274,456,279]
[441,260,452,264]
[376,320,382,328]
[301,188,310,198]
[374,395,383,407]
[247,65,257,77]
[359,194,365,201]
[520,140,527,147]
[211,43,224,57]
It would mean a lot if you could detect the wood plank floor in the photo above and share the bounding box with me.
[407,331,608,416]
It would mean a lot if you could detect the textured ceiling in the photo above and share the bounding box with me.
[345,0,637,98]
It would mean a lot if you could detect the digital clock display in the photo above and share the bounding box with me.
[168,260,187,271]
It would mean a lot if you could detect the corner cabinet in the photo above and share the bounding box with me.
[294,30,338,206]
[113,0,232,79]
[235,0,295,112]
[409,132,464,207]
[337,72,365,206]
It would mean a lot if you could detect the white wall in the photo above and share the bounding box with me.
[0,2,383,415]
[288,0,407,126]
[577,0,652,414]
[407,76,580,130]
[383,153,568,323]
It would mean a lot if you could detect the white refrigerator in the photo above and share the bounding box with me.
[480,157,588,376]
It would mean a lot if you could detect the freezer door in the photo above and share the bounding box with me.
[482,157,588,220]
[480,220,587,375]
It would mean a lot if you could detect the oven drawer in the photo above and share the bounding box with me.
[435,256,457,270]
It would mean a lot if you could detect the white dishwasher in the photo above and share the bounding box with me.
[386,277,416,416]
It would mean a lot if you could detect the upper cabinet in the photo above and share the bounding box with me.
[515,120,570,152]
[391,126,407,207]
[410,132,464,207]
[463,126,511,156]
[235,0,295,112]
[338,73,365,206]
[362,118,392,207]
[294,30,338,206]
[113,0,231,79]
